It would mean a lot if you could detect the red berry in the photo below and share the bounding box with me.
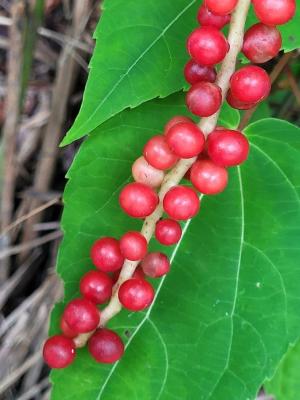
[205,0,238,16]
[197,5,231,29]
[141,252,171,278]
[230,66,271,104]
[186,82,222,117]
[91,237,124,272]
[63,298,100,334]
[120,231,147,261]
[253,0,296,26]
[118,278,155,311]
[119,182,159,218]
[165,122,205,158]
[88,329,124,364]
[163,186,200,220]
[187,26,229,66]
[132,156,164,188]
[184,60,217,85]
[144,135,178,170]
[112,266,145,284]
[43,335,75,369]
[207,129,250,167]
[155,219,182,246]
[60,317,77,338]
[242,23,282,64]
[226,90,256,110]
[190,159,228,195]
[80,270,113,305]
[164,116,193,133]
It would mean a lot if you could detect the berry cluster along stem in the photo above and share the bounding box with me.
[74,0,252,349]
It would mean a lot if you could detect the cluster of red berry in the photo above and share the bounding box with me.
[43,0,295,370]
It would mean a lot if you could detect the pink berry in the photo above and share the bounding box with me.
[62,298,100,334]
[230,66,271,104]
[190,159,228,195]
[253,0,296,26]
[187,26,229,66]
[226,90,256,110]
[60,317,77,338]
[88,329,124,364]
[163,186,200,220]
[197,5,231,29]
[205,0,238,16]
[155,219,182,246]
[118,278,155,311]
[120,231,147,261]
[80,270,113,305]
[91,237,124,272]
[132,156,164,188]
[207,129,250,167]
[164,116,193,133]
[186,82,222,117]
[141,252,171,278]
[184,60,217,85]
[43,335,75,369]
[165,122,205,158]
[119,182,159,218]
[242,23,282,64]
[144,135,178,170]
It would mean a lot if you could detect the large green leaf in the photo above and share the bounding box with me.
[62,0,300,146]
[265,339,300,400]
[50,93,300,400]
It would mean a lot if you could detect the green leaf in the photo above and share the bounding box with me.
[61,0,198,146]
[265,340,300,400]
[50,93,300,399]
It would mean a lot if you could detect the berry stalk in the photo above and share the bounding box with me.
[74,0,252,349]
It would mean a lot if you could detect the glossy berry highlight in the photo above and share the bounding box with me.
[118,279,155,311]
[205,0,238,16]
[187,26,229,66]
[242,23,282,64]
[141,252,171,278]
[252,0,296,26]
[155,219,182,246]
[184,60,217,85]
[120,231,147,261]
[132,156,164,188]
[119,182,159,218]
[166,122,205,158]
[80,270,113,305]
[88,329,124,364]
[62,298,100,334]
[91,237,124,272]
[197,5,231,29]
[207,129,250,167]
[163,186,200,221]
[144,135,178,170]
[186,82,222,117]
[230,66,271,104]
[190,159,228,195]
[43,335,75,369]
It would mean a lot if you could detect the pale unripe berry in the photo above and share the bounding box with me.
[132,156,164,188]
[242,23,282,64]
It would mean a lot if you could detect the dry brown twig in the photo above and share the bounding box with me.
[75,0,252,347]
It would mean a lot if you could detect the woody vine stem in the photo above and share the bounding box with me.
[74,0,252,348]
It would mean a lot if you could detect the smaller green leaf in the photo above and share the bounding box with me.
[265,340,300,400]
